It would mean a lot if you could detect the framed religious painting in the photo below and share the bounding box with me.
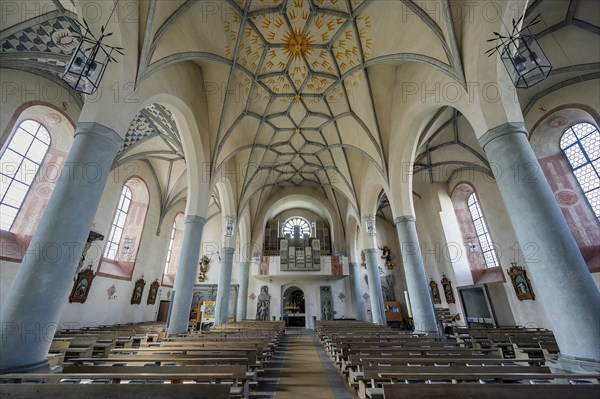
[69,266,96,303]
[441,275,455,304]
[147,280,160,305]
[131,277,146,305]
[507,263,535,301]
[429,278,441,304]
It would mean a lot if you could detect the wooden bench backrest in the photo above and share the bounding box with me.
[383,383,598,399]
[74,356,250,365]
[364,365,550,379]
[0,383,230,399]
[348,348,502,357]
[63,364,247,378]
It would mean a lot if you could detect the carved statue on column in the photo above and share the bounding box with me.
[256,285,271,320]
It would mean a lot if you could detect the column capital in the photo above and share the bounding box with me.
[349,262,359,268]
[222,247,236,255]
[75,122,122,149]
[185,215,206,225]
[363,248,378,255]
[394,215,415,225]
[478,122,528,151]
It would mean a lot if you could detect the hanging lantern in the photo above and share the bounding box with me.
[486,14,551,88]
[364,214,376,236]
[225,215,236,237]
[62,14,123,94]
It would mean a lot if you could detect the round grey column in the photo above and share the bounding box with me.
[236,262,250,321]
[167,215,205,335]
[394,216,438,333]
[0,123,122,372]
[349,262,365,320]
[364,248,386,325]
[215,247,236,324]
[480,122,600,364]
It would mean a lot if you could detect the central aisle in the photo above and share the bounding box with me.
[275,334,336,399]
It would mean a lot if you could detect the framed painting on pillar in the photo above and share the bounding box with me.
[131,277,146,305]
[507,263,535,301]
[69,266,96,303]
[429,278,441,304]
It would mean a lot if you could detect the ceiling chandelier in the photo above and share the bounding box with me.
[62,3,124,94]
[486,14,551,89]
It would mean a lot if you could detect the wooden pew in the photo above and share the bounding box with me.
[0,384,230,399]
[61,365,250,398]
[110,347,258,368]
[340,347,502,374]
[1,371,236,384]
[382,383,600,399]
[358,365,551,398]
[71,356,252,366]
[349,355,545,369]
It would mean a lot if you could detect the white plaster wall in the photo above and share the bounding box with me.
[0,70,81,137]
[447,173,552,330]
[413,183,466,321]
[241,256,354,327]
[58,161,170,327]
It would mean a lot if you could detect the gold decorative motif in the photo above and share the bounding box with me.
[222,0,372,104]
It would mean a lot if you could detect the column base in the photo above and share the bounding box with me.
[0,359,49,374]
[546,354,600,374]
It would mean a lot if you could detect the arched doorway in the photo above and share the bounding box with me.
[282,286,305,327]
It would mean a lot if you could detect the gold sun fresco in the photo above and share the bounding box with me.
[222,0,372,105]
[283,27,314,60]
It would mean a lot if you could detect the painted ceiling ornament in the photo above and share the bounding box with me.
[547,116,569,128]
[283,27,313,60]
[338,292,346,302]
[249,292,256,302]
[51,29,78,52]
[42,113,62,125]
[222,0,372,103]
[362,292,370,302]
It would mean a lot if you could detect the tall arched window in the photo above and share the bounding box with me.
[161,212,184,287]
[467,192,500,268]
[283,217,310,239]
[0,120,51,230]
[560,122,600,220]
[104,185,132,260]
[98,177,150,279]
[163,220,177,274]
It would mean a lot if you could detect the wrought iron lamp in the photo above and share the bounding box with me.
[486,14,551,88]
[225,215,236,237]
[62,7,124,94]
[364,214,376,236]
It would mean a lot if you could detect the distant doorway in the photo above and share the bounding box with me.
[283,286,305,327]
[156,300,170,322]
